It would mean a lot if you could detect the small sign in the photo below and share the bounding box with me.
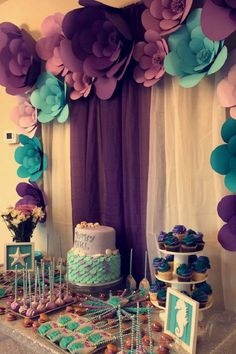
[164,288,199,354]
[4,243,34,271]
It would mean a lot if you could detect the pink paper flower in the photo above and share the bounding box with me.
[217,51,236,118]
[133,30,168,87]
[141,0,193,36]
[11,97,38,137]
[36,13,92,100]
[201,0,236,41]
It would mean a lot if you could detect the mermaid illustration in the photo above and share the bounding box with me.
[175,299,188,338]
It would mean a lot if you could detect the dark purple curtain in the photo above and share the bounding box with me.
[70,5,151,282]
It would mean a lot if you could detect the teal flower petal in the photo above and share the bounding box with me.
[210,144,231,174]
[203,38,214,52]
[33,136,42,151]
[228,136,236,154]
[221,118,236,143]
[225,171,236,193]
[186,9,201,33]
[14,146,27,164]
[57,104,69,123]
[164,52,185,76]
[189,38,204,53]
[191,26,204,40]
[38,111,56,123]
[17,165,30,178]
[179,72,205,88]
[208,46,227,75]
[168,27,189,51]
[230,157,236,172]
[19,134,30,145]
[30,170,43,182]
[31,90,42,109]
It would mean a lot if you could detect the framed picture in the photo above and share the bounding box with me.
[4,242,34,271]
[164,288,199,354]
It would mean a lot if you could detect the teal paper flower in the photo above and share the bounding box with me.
[164,8,228,88]
[30,72,69,123]
[14,134,47,182]
[211,118,236,193]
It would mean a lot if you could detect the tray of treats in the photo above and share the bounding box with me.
[38,314,117,354]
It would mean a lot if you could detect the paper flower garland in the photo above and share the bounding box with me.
[11,97,38,137]
[201,0,236,41]
[15,182,47,222]
[217,65,236,118]
[164,9,228,88]
[30,72,69,123]
[61,0,134,100]
[133,30,168,87]
[210,118,236,193]
[14,134,47,182]
[217,195,236,251]
[0,22,41,95]
[141,0,193,36]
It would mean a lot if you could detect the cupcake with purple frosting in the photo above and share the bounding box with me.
[176,264,192,282]
[152,257,165,274]
[193,232,205,251]
[165,254,174,271]
[172,225,187,241]
[157,231,168,250]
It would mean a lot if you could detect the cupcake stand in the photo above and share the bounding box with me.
[151,248,213,322]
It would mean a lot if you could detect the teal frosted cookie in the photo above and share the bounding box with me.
[38,322,58,336]
[66,321,80,331]
[59,335,76,349]
[68,340,95,354]
[47,328,69,342]
[58,315,73,327]
[77,324,94,335]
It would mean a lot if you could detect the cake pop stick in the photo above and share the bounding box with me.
[14,265,18,301]
[28,271,32,307]
[34,264,37,300]
[37,267,41,299]
[126,249,137,291]
[59,258,62,301]
[49,265,52,302]
[139,251,150,290]
[66,263,69,296]
[41,259,45,297]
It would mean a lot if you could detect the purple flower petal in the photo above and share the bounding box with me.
[94,76,116,100]
[218,224,236,251]
[217,194,236,221]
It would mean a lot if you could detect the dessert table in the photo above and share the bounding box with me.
[0,297,235,354]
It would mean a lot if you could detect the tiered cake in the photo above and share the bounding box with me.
[67,222,121,286]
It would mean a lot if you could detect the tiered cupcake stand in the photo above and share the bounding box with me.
[151,248,213,321]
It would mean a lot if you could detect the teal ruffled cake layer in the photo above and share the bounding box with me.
[67,251,121,285]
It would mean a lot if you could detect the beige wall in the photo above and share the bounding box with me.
[0,0,136,263]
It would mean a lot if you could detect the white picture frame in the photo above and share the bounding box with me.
[164,288,199,354]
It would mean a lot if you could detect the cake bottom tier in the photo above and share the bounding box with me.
[67,251,121,285]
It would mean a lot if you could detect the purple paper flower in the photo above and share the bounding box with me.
[133,30,168,87]
[0,22,41,95]
[142,0,193,37]
[217,195,236,251]
[61,0,134,100]
[15,182,46,222]
[201,0,236,41]
[36,13,93,100]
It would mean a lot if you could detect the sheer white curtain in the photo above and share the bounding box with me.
[42,122,73,258]
[146,75,236,311]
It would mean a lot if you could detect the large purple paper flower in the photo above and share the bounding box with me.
[61,0,134,100]
[133,30,168,87]
[15,182,46,222]
[0,22,41,95]
[217,195,236,251]
[201,1,236,41]
[142,0,193,37]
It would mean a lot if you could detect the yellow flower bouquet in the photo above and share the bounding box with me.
[1,204,45,242]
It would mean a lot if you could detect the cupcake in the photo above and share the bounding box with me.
[192,260,207,281]
[176,264,193,282]
[187,228,196,235]
[157,260,173,281]
[157,289,167,307]
[195,282,213,303]
[165,255,174,271]
[172,225,187,241]
[192,289,208,308]
[198,256,211,269]
[181,234,197,252]
[153,257,165,274]
[164,235,180,252]
[157,231,168,250]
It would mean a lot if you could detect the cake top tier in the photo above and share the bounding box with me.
[74,222,117,256]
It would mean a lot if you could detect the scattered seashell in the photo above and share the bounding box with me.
[105,249,112,256]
